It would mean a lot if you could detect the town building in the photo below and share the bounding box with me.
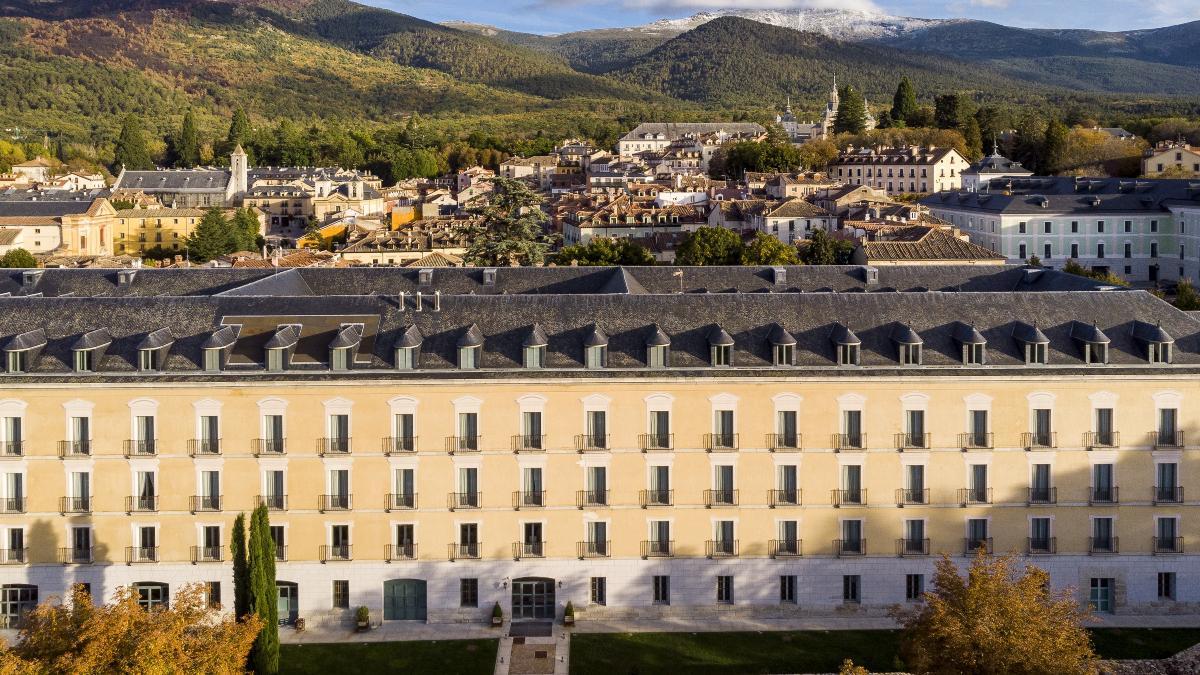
[112,207,253,257]
[845,225,1007,266]
[961,146,1033,192]
[0,265,1195,628]
[617,123,766,156]
[10,157,56,184]
[1143,141,1200,177]
[832,146,967,195]
[0,198,114,256]
[744,199,837,245]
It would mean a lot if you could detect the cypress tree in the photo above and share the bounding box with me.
[177,111,201,168]
[833,86,868,135]
[1043,118,1070,175]
[891,76,918,126]
[248,505,279,675]
[231,513,250,620]
[228,108,251,148]
[113,114,153,172]
[963,116,984,161]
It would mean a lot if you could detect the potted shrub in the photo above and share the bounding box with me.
[491,601,504,627]
[355,606,370,631]
[294,617,306,632]
[563,601,575,626]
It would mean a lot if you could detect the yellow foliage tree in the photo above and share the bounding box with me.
[0,584,262,675]
[897,552,1097,675]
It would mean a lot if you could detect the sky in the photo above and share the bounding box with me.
[370,0,1200,35]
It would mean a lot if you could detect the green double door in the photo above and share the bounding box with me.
[383,579,427,620]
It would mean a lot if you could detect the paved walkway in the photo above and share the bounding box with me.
[493,624,570,675]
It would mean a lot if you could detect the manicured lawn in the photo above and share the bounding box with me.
[279,639,498,675]
[570,628,1200,674]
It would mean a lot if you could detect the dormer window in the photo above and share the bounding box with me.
[830,324,861,366]
[892,324,923,366]
[457,324,484,370]
[585,345,607,369]
[6,351,25,374]
[203,349,221,372]
[964,343,984,365]
[523,324,548,369]
[3,329,45,374]
[1070,322,1109,365]
[524,346,545,369]
[138,349,160,372]
[899,343,922,365]
[264,325,299,373]
[1132,321,1173,364]
[1083,342,1107,364]
[74,350,93,373]
[395,346,418,370]
[646,325,671,368]
[708,325,734,368]
[330,347,352,371]
[954,323,987,366]
[1013,322,1049,365]
[769,324,796,367]
[1149,342,1172,364]
[838,344,860,366]
[329,324,363,372]
[266,348,286,372]
[774,344,794,366]
[1027,343,1047,365]
[201,325,239,373]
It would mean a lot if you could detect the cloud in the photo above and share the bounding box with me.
[551,0,885,12]
[966,0,1010,7]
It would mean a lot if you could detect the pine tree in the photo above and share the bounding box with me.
[185,209,232,263]
[113,114,153,172]
[1044,118,1070,174]
[962,116,984,161]
[891,76,918,126]
[231,208,262,252]
[228,108,251,148]
[833,86,868,135]
[248,505,279,675]
[231,513,250,621]
[464,177,558,266]
[177,111,201,168]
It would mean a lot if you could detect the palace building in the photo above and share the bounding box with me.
[0,264,1196,627]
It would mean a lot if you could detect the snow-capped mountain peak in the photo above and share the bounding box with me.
[635,8,958,41]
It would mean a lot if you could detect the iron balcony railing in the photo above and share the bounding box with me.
[832,489,867,507]
[766,433,802,452]
[833,433,866,451]
[1153,537,1184,554]
[512,434,547,452]
[0,497,24,514]
[574,434,608,452]
[703,433,738,452]
[958,487,993,506]
[1021,432,1056,450]
[640,540,673,559]
[386,543,417,561]
[126,495,158,513]
[895,432,931,451]
[1154,486,1184,504]
[0,440,22,457]
[123,439,157,457]
[1027,537,1056,554]
[382,436,417,454]
[896,488,929,507]
[274,545,287,562]
[318,437,352,456]
[768,539,802,557]
[188,438,221,456]
[639,433,673,452]
[318,494,352,512]
[191,495,222,512]
[513,490,546,510]
[446,435,481,454]
[320,544,352,562]
[255,494,287,511]
[639,489,673,508]
[1084,431,1120,449]
[703,489,738,507]
[576,490,609,508]
[959,432,993,450]
[58,547,93,564]
[1089,537,1119,554]
[897,538,930,556]
[126,546,158,564]
[964,537,993,555]
[577,540,610,558]
[835,538,866,557]
[705,539,738,558]
[387,493,417,510]
[59,496,90,514]
[1089,486,1119,505]
[191,545,223,563]
[513,541,545,559]
[448,492,481,510]
[253,438,286,456]
[448,542,481,561]
[58,440,91,458]
[1027,487,1057,505]
[1150,431,1185,449]
[0,548,27,565]
[768,489,801,507]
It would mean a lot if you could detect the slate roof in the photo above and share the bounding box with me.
[621,123,765,141]
[115,170,231,192]
[0,201,94,218]
[922,177,1200,215]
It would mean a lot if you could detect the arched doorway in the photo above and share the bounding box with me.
[511,577,555,621]
[383,579,427,620]
[276,581,298,625]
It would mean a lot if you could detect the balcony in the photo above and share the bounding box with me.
[0,497,24,514]
[832,433,866,452]
[386,493,417,511]
[448,492,481,510]
[513,541,546,560]
[959,432,993,450]
[188,438,221,456]
[574,434,609,452]
[896,488,929,507]
[964,537,993,555]
[703,489,738,508]
[0,440,22,457]
[448,542,481,561]
[382,436,417,454]
[1021,432,1056,450]
[274,545,287,562]
[320,544,352,562]
[1026,487,1057,505]
[577,540,610,559]
[766,433,802,452]
[703,433,738,452]
[576,490,609,508]
[255,494,287,511]
[639,489,673,508]
[124,439,157,457]
[0,549,27,565]
[513,490,546,510]
[446,435,481,454]
[958,487,993,506]
[832,489,867,507]
[1089,486,1119,505]
[835,538,866,557]
[386,543,417,561]
[1084,431,1120,449]
[1154,486,1184,504]
[768,489,801,507]
[191,545,223,563]
[1027,537,1056,555]
[639,433,673,452]
[59,496,91,514]
[126,546,158,564]
[1150,431,1185,449]
[1089,537,1119,555]
[58,440,91,458]
[705,539,738,558]
[253,438,286,456]
[895,432,931,451]
[191,495,222,513]
[58,547,93,564]
[896,538,930,556]
[318,494,352,512]
[769,539,802,558]
[512,434,546,453]
[1153,536,1184,555]
[126,495,158,513]
[317,437,352,456]
[640,540,674,559]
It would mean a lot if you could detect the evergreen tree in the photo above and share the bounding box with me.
[113,114,153,172]
[231,513,250,621]
[934,94,970,130]
[177,111,201,168]
[228,108,251,149]
[962,117,984,161]
[1175,278,1200,311]
[891,76,918,126]
[185,209,232,263]
[464,178,559,266]
[230,208,262,252]
[1043,118,1070,174]
[833,86,868,135]
[248,505,279,675]
[799,230,856,265]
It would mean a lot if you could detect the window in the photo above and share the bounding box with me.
[899,343,921,365]
[135,582,168,610]
[1123,220,1132,233]
[1158,572,1176,601]
[585,345,607,369]
[460,579,479,607]
[395,346,418,370]
[1071,221,1079,233]
[716,576,734,605]
[1149,341,1171,364]
[1083,342,1107,365]
[1097,243,1105,259]
[332,580,349,609]
[774,343,794,367]
[837,343,859,366]
[963,342,984,365]
[1151,242,1159,258]
[652,575,670,605]
[647,345,669,368]
[1089,578,1113,612]
[905,409,926,447]
[649,410,670,449]
[843,575,860,603]
[1124,243,1132,259]
[842,410,862,448]
[266,348,285,372]
[1151,220,1159,233]
[779,575,797,604]
[1018,244,1027,260]
[1097,220,1105,233]
[590,577,606,605]
[1043,222,1052,234]
[586,410,606,448]
[458,412,479,450]
[331,347,350,371]
[524,345,545,369]
[6,351,25,374]
[1018,222,1027,234]
[710,344,731,367]
[458,346,479,370]
[905,574,924,601]
[1044,243,1052,259]
[1026,342,1047,365]
[73,350,93,373]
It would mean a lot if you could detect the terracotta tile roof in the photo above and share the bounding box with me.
[405,251,463,267]
[859,226,1006,262]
